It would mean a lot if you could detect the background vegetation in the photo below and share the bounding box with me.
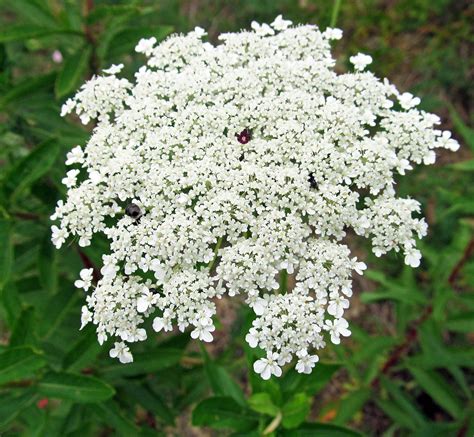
[0,0,473,435]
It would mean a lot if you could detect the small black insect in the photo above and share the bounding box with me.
[125,203,142,220]
[239,153,245,161]
[308,173,318,189]
[236,128,252,144]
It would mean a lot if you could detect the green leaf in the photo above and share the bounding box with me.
[409,367,464,418]
[0,389,38,429]
[38,231,57,294]
[0,282,21,328]
[0,25,55,42]
[62,328,101,371]
[282,393,311,429]
[105,26,173,60]
[380,377,425,428]
[86,4,139,24]
[192,396,258,431]
[92,401,138,436]
[248,392,279,416]
[375,398,418,431]
[360,288,427,305]
[0,346,46,384]
[0,219,13,290]
[38,372,115,403]
[55,46,91,99]
[333,388,371,425]
[201,345,246,406]
[449,106,474,152]
[101,348,182,377]
[5,0,58,27]
[39,285,79,340]
[10,306,36,347]
[446,313,474,333]
[0,73,54,110]
[280,362,341,396]
[280,422,362,436]
[3,139,60,200]
[122,383,175,425]
[450,159,474,172]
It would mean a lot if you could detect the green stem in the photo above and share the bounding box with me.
[263,411,282,435]
[279,269,288,294]
[207,236,224,271]
[330,0,342,28]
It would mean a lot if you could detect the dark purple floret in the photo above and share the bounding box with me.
[236,128,252,144]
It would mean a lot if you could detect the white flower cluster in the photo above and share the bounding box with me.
[53,16,459,377]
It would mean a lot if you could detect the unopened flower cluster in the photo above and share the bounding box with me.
[53,16,459,376]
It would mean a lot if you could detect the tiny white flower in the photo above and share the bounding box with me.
[350,53,373,71]
[192,26,207,38]
[251,21,275,36]
[324,318,351,344]
[191,321,215,342]
[253,352,282,380]
[88,170,102,185]
[439,130,460,151]
[65,146,84,165]
[323,27,343,40]
[51,225,67,249]
[271,15,292,31]
[103,63,124,75]
[354,260,367,275]
[74,268,94,291]
[60,98,75,117]
[423,150,436,165]
[80,305,92,329]
[62,169,80,187]
[177,193,189,205]
[327,294,350,318]
[405,249,421,268]
[153,316,172,333]
[109,341,133,363]
[398,92,421,110]
[245,328,259,348]
[295,350,319,374]
[135,37,157,56]
[137,288,156,313]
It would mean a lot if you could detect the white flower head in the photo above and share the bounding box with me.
[52,19,459,378]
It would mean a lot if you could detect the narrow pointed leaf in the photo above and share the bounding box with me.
[0,346,46,384]
[38,372,115,402]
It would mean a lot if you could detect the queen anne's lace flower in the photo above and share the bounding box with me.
[53,18,459,378]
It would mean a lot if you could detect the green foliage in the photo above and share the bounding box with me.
[0,0,472,436]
